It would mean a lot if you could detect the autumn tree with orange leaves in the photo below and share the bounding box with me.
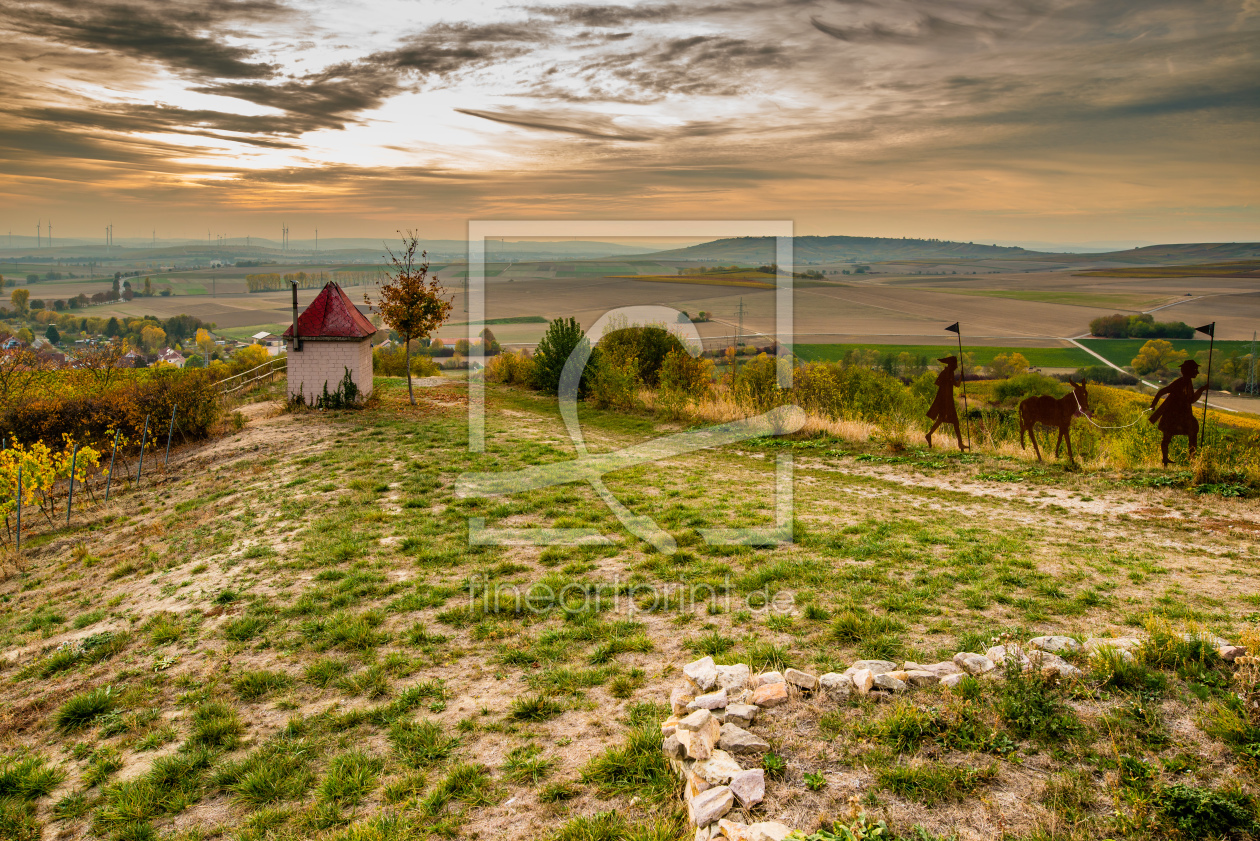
[366,232,452,405]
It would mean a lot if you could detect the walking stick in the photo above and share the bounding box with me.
[1196,323,1216,447]
[945,322,971,451]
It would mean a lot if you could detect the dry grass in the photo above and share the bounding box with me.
[2,376,1259,841]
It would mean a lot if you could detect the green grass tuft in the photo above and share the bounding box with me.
[54,687,118,732]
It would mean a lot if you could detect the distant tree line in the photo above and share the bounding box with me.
[1089,312,1194,339]
[246,270,383,292]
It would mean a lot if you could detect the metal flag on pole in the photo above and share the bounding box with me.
[945,322,971,451]
[1195,322,1216,447]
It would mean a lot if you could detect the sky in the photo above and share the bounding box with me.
[1,0,1257,245]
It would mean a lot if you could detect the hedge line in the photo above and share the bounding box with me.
[2,368,220,449]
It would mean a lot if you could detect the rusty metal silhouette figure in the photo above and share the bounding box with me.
[1019,380,1092,462]
[925,356,966,450]
[1150,359,1207,466]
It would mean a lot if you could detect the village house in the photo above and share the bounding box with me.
[158,348,186,368]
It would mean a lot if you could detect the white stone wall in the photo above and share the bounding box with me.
[286,338,374,404]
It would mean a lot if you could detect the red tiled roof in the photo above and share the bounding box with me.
[283,282,376,339]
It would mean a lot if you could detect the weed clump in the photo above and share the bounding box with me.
[580,707,677,805]
[877,761,997,804]
[54,687,117,732]
[186,701,244,750]
[388,720,458,768]
[994,665,1084,745]
[1155,783,1258,839]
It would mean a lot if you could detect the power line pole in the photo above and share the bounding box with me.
[37,220,41,249]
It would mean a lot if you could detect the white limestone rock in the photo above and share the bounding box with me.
[719,723,770,756]
[716,664,751,693]
[873,672,908,693]
[688,688,729,712]
[903,670,940,687]
[819,672,854,699]
[688,785,734,827]
[851,668,874,694]
[695,749,744,786]
[953,652,996,675]
[783,668,818,691]
[843,660,898,676]
[1029,635,1081,654]
[986,644,1030,670]
[685,657,719,692]
[725,703,758,728]
[749,821,794,841]
[729,768,765,807]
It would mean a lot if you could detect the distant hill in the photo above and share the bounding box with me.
[644,235,1049,263]
[1084,242,1260,264]
[642,236,1260,265]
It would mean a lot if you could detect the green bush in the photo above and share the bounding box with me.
[598,326,686,387]
[658,348,713,399]
[1155,784,1258,838]
[373,345,440,377]
[587,352,640,411]
[734,354,789,411]
[531,317,589,396]
[484,349,534,385]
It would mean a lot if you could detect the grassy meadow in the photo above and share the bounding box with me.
[2,372,1259,841]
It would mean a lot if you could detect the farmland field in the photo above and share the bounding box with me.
[920,288,1174,310]
[8,256,1259,352]
[1078,260,1260,278]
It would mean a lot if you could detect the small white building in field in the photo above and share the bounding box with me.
[284,282,375,405]
[251,331,284,356]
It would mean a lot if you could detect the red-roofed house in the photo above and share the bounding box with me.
[284,281,376,404]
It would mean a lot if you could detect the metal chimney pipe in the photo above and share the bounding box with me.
[291,280,302,352]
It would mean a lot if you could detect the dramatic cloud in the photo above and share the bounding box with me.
[0,0,1256,241]
[4,0,285,79]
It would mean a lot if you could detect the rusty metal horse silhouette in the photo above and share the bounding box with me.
[1019,380,1092,462]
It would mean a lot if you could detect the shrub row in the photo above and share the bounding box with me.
[1,368,220,449]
